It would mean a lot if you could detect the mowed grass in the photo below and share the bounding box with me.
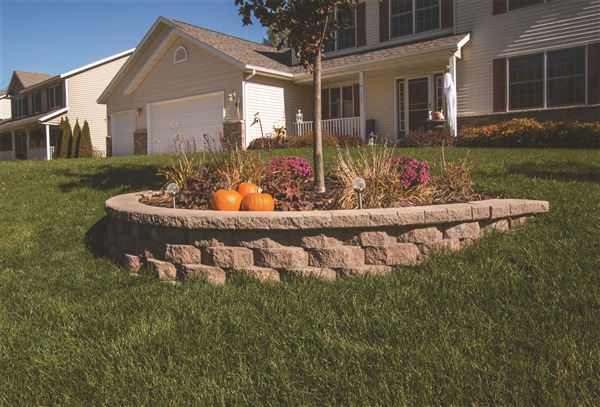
[0,148,598,406]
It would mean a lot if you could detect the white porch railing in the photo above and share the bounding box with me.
[293,117,361,137]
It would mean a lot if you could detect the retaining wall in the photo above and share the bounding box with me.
[105,192,549,283]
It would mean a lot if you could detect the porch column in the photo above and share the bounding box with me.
[359,71,366,140]
[45,124,51,160]
[447,55,458,137]
[11,130,15,160]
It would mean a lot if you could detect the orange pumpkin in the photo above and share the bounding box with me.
[240,192,275,212]
[211,189,242,211]
[237,182,260,198]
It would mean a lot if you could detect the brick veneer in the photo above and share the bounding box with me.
[105,192,549,283]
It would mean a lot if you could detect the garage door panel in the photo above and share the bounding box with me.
[149,94,223,154]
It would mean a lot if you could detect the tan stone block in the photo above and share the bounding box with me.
[367,208,399,226]
[191,230,235,247]
[469,202,491,220]
[482,219,510,232]
[123,254,143,271]
[446,204,474,222]
[269,212,304,229]
[338,265,392,278]
[351,230,397,247]
[423,206,448,224]
[487,199,512,219]
[235,230,289,248]
[330,210,370,228]
[509,216,532,229]
[282,267,337,281]
[522,200,550,214]
[421,239,462,254]
[181,264,227,284]
[309,246,365,268]
[444,222,481,240]
[398,226,443,243]
[165,244,201,264]
[147,258,178,281]
[301,211,333,229]
[204,247,254,268]
[255,247,308,268]
[396,207,426,225]
[299,233,344,248]
[364,244,420,266]
[235,266,280,282]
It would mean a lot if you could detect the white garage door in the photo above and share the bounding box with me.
[245,83,286,147]
[148,92,224,154]
[111,110,135,156]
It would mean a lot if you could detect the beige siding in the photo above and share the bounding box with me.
[0,98,10,120]
[133,37,241,136]
[365,0,381,47]
[67,54,129,155]
[456,0,599,115]
[105,23,172,134]
[364,72,396,144]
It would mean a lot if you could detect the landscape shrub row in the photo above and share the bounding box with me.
[456,118,599,149]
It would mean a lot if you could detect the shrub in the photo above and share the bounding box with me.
[387,155,431,189]
[72,119,81,158]
[458,118,600,148]
[247,137,287,150]
[397,129,455,147]
[268,156,313,181]
[59,117,71,159]
[78,120,93,158]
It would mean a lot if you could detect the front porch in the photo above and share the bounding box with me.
[293,117,361,138]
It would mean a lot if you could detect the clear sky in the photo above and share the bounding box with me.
[0,0,268,90]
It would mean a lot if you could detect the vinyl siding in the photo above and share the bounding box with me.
[134,37,241,134]
[67,55,129,154]
[364,72,397,145]
[455,0,600,115]
[105,23,172,133]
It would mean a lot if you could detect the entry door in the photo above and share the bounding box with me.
[407,78,429,132]
[15,132,27,159]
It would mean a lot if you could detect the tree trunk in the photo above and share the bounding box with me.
[313,48,326,193]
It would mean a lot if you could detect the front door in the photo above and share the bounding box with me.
[397,77,431,139]
[15,132,27,159]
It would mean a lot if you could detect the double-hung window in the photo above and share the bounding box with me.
[509,46,586,110]
[325,9,356,52]
[329,86,354,119]
[391,0,439,39]
[33,92,42,114]
[13,97,27,118]
[48,84,62,109]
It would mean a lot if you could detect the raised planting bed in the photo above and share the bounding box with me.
[105,191,549,283]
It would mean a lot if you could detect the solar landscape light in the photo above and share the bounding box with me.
[166,183,180,209]
[352,177,366,210]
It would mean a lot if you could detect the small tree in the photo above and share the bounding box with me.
[79,120,93,158]
[236,0,359,193]
[72,119,82,158]
[59,117,72,159]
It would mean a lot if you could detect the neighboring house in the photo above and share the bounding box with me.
[0,50,133,161]
[0,93,11,121]
[99,0,599,155]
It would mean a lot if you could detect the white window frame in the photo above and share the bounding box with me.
[390,0,441,39]
[508,0,554,12]
[14,97,27,118]
[174,46,188,64]
[48,84,62,110]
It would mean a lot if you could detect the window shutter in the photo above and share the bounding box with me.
[379,0,389,43]
[493,0,507,15]
[322,88,330,120]
[588,43,600,105]
[357,2,366,47]
[353,84,360,117]
[441,0,454,29]
[493,57,507,112]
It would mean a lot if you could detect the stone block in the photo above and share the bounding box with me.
[150,227,189,244]
[349,230,397,247]
[396,207,425,225]
[298,232,344,248]
[146,258,177,281]
[123,254,143,271]
[254,247,308,268]
[423,206,448,224]
[446,204,474,222]
[469,202,491,220]
[165,244,201,265]
[398,226,443,243]
[181,264,227,284]
[444,222,481,241]
[421,239,462,254]
[338,265,392,278]
[364,244,420,266]
[509,216,532,229]
[117,234,136,254]
[235,230,289,248]
[204,247,254,268]
[309,246,365,268]
[482,219,510,232]
[192,230,235,247]
[281,267,337,281]
[300,211,333,229]
[522,200,550,214]
[235,267,280,282]
[330,210,370,228]
[368,209,399,226]
[134,239,166,260]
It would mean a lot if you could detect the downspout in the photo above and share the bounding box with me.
[242,69,256,147]
[45,124,51,160]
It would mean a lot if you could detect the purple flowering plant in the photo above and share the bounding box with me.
[269,156,313,182]
[387,155,430,189]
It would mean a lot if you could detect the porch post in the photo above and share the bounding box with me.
[359,71,366,140]
[45,124,51,160]
[11,130,15,160]
[448,55,457,137]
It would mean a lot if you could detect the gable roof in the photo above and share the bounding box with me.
[8,70,56,94]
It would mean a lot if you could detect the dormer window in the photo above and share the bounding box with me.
[13,97,28,118]
[174,46,188,64]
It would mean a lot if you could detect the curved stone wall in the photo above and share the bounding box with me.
[105,192,549,283]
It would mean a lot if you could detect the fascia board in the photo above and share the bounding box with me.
[40,107,68,122]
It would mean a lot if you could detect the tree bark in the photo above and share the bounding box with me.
[313,48,326,193]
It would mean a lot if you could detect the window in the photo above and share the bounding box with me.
[13,97,28,118]
[325,9,356,52]
[435,74,444,112]
[48,84,62,109]
[174,46,188,63]
[391,0,439,39]
[509,46,586,110]
[29,128,46,149]
[0,133,12,152]
[329,86,354,118]
[509,0,554,11]
[33,92,41,114]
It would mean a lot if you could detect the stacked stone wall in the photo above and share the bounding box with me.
[105,193,549,284]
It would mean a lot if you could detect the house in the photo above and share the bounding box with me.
[0,49,133,161]
[0,93,11,121]
[99,0,599,155]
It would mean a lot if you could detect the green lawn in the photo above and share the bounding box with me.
[0,148,598,406]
